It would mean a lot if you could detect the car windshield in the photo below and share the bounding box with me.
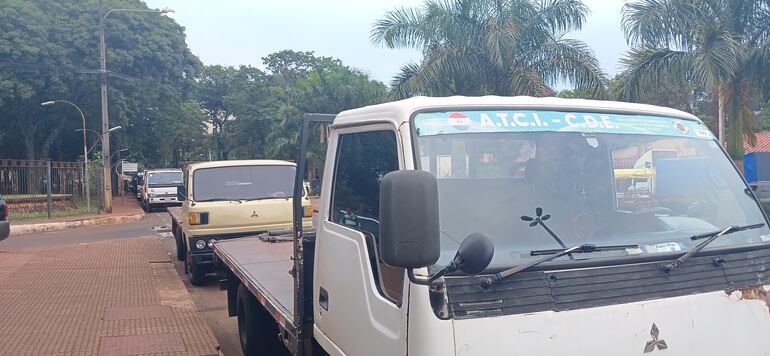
[193,165,295,202]
[147,172,182,187]
[414,110,770,269]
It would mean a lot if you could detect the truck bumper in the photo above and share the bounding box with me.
[0,221,9,241]
[147,197,181,206]
[189,251,217,271]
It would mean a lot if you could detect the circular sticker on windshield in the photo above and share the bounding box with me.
[448,112,471,130]
[572,212,596,238]
[673,121,689,134]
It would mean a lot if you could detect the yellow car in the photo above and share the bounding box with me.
[175,159,312,285]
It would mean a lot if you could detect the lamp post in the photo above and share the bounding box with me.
[41,100,91,214]
[76,126,121,155]
[98,0,174,212]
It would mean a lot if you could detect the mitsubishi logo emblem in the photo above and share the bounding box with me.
[251,211,259,218]
[644,323,668,353]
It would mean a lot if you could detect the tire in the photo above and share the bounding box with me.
[237,284,288,356]
[188,260,206,286]
[142,200,151,213]
[175,228,186,261]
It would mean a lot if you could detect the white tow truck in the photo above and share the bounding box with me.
[214,96,770,356]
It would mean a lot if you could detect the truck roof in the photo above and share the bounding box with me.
[333,96,701,127]
[144,169,182,173]
[185,159,295,170]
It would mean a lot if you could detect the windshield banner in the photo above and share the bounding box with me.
[414,110,714,140]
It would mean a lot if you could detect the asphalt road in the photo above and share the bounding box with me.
[2,212,243,356]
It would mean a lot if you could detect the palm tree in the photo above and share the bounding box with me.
[616,0,770,158]
[371,0,607,99]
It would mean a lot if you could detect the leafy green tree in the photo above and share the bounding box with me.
[616,0,770,158]
[0,0,202,166]
[371,0,606,99]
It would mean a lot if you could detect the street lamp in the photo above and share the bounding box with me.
[98,1,174,212]
[41,100,91,214]
[75,126,121,154]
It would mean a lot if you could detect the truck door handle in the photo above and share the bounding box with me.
[319,287,329,311]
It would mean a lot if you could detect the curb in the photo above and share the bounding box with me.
[10,213,145,235]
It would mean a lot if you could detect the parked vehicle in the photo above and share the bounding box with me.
[135,172,144,201]
[0,194,9,241]
[141,169,183,212]
[216,96,770,356]
[744,152,770,202]
[169,160,313,286]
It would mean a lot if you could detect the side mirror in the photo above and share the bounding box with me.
[379,170,440,269]
[177,185,187,201]
[451,233,495,275]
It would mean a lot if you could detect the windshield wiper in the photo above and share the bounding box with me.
[664,223,765,272]
[521,207,572,259]
[481,243,638,289]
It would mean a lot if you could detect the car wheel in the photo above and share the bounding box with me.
[189,261,206,286]
[237,284,287,356]
[175,228,186,261]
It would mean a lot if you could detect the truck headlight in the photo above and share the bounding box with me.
[207,239,217,248]
[195,239,206,249]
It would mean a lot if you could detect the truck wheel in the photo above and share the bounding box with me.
[175,229,186,261]
[142,201,150,213]
[189,261,206,286]
[237,284,288,356]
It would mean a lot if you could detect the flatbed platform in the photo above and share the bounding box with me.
[214,236,296,323]
[168,206,183,223]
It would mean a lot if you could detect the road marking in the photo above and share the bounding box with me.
[157,232,173,239]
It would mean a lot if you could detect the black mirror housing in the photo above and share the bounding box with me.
[177,185,186,202]
[379,170,440,269]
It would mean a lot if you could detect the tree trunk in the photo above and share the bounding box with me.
[718,93,726,147]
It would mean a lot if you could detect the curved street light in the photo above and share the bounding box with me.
[41,100,91,213]
[98,2,174,212]
[76,126,121,155]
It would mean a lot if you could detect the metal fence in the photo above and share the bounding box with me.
[0,159,99,220]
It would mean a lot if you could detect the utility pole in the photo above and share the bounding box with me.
[99,0,112,213]
[96,2,173,212]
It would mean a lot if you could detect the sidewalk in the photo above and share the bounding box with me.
[11,196,145,235]
[0,236,221,355]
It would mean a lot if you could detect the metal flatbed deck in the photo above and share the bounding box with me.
[214,237,296,328]
[168,206,182,223]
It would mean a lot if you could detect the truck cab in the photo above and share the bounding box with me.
[217,96,770,356]
[141,169,183,212]
[177,160,312,285]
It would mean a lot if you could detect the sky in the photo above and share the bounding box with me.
[143,0,629,86]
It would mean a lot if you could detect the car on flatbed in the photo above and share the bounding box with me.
[170,159,313,285]
[0,194,9,241]
[216,96,770,356]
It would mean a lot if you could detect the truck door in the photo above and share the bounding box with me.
[314,124,407,356]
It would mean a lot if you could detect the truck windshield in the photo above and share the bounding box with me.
[193,165,295,202]
[147,172,182,187]
[414,110,770,269]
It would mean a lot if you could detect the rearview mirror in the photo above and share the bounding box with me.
[379,170,440,269]
[177,185,187,202]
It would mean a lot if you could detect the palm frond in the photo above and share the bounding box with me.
[621,0,702,48]
[389,62,421,99]
[371,6,429,49]
[533,37,607,97]
[614,46,694,101]
[533,0,589,33]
